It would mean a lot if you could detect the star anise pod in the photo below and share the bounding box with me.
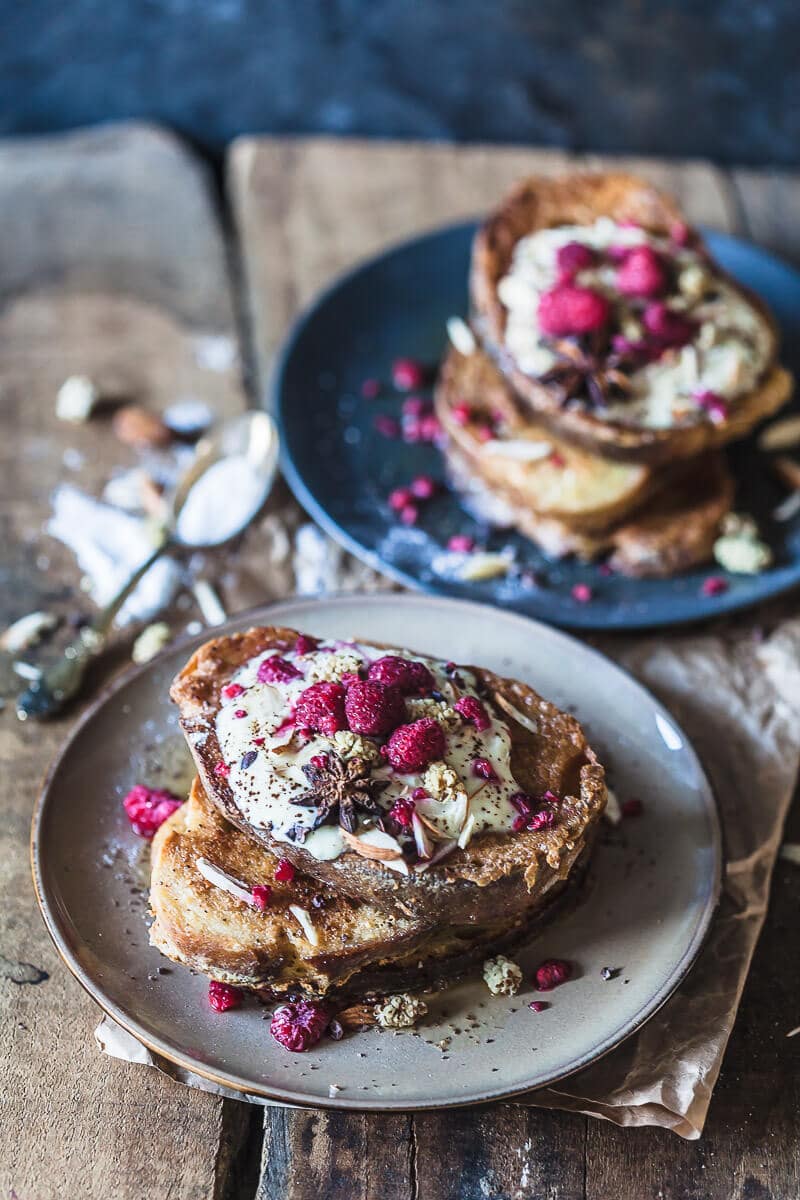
[539,336,636,409]
[295,754,388,833]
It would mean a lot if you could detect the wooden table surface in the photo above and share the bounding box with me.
[2,123,799,1200]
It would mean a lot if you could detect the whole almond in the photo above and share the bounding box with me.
[112,404,172,449]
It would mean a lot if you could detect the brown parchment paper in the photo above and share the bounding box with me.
[95,516,800,1138]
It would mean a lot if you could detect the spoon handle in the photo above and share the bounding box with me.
[16,540,170,721]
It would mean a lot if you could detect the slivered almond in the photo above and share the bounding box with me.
[340,827,404,861]
[493,691,539,735]
[759,415,800,452]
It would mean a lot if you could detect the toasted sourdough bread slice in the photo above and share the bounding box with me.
[470,172,792,464]
[150,778,588,1000]
[170,627,606,924]
[437,344,735,576]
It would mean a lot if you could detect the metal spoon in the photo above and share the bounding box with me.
[17,411,279,721]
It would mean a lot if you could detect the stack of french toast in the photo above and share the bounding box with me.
[435,174,793,576]
[149,626,607,1019]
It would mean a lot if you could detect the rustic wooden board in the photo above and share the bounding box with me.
[229,136,800,1200]
[0,122,248,1200]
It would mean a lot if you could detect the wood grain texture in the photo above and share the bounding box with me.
[0,122,246,1200]
[230,135,799,1200]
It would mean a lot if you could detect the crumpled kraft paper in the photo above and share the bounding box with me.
[95,526,800,1139]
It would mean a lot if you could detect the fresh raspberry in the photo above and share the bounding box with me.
[274,859,295,883]
[392,358,427,390]
[251,885,273,910]
[642,302,696,347]
[455,695,491,731]
[538,285,610,337]
[374,414,400,439]
[701,575,728,597]
[556,241,596,278]
[621,797,644,818]
[122,785,182,838]
[295,633,320,655]
[410,475,437,500]
[344,679,406,736]
[472,758,498,781]
[616,245,667,297]
[368,655,435,695]
[571,583,593,603]
[258,655,302,684]
[694,390,730,423]
[361,377,381,399]
[534,959,573,991]
[270,1001,330,1052]
[294,681,347,735]
[386,718,446,773]
[221,682,245,700]
[208,980,244,1012]
[448,534,475,553]
[388,796,416,829]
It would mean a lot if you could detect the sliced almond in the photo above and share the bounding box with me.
[411,812,434,860]
[759,416,800,453]
[446,316,476,356]
[493,691,539,735]
[340,827,404,861]
[288,904,319,946]
[195,857,254,906]
[414,839,458,872]
[112,404,172,449]
[457,812,477,849]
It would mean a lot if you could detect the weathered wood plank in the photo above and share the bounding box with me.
[0,122,246,1200]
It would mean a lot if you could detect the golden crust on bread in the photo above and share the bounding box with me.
[150,778,591,999]
[470,172,792,463]
[170,627,607,924]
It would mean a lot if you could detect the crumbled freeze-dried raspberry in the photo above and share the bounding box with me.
[361,377,381,399]
[388,796,416,829]
[512,814,528,832]
[455,695,491,731]
[701,575,729,597]
[451,401,473,426]
[270,1001,330,1052]
[392,358,427,390]
[510,792,534,816]
[402,396,429,418]
[294,681,347,735]
[258,655,302,684]
[123,785,182,838]
[221,682,245,700]
[309,753,330,770]
[694,390,730,423]
[556,241,596,278]
[274,859,295,883]
[386,718,446,772]
[549,450,566,468]
[534,959,573,991]
[538,285,610,337]
[571,583,593,603]
[529,1000,548,1013]
[670,221,692,247]
[410,475,437,500]
[528,810,556,831]
[374,414,400,439]
[208,980,244,1012]
[214,762,231,778]
[368,655,435,695]
[295,633,320,655]
[475,424,494,443]
[251,885,273,911]
[448,534,475,553]
[399,503,419,526]
[616,245,667,297]
[411,786,429,801]
[389,487,413,512]
[472,758,498,781]
[643,302,696,348]
[405,413,441,444]
[344,679,406,737]
[234,709,247,719]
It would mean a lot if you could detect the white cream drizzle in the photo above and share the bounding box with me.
[497,217,773,429]
[214,640,523,862]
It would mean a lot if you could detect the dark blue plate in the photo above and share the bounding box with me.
[273,222,800,630]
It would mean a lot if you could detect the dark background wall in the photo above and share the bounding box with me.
[4,0,798,165]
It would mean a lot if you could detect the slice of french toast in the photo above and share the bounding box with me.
[436,343,735,576]
[170,627,606,925]
[470,172,792,464]
[150,778,588,1000]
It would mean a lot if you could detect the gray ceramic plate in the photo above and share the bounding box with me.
[32,594,721,1110]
